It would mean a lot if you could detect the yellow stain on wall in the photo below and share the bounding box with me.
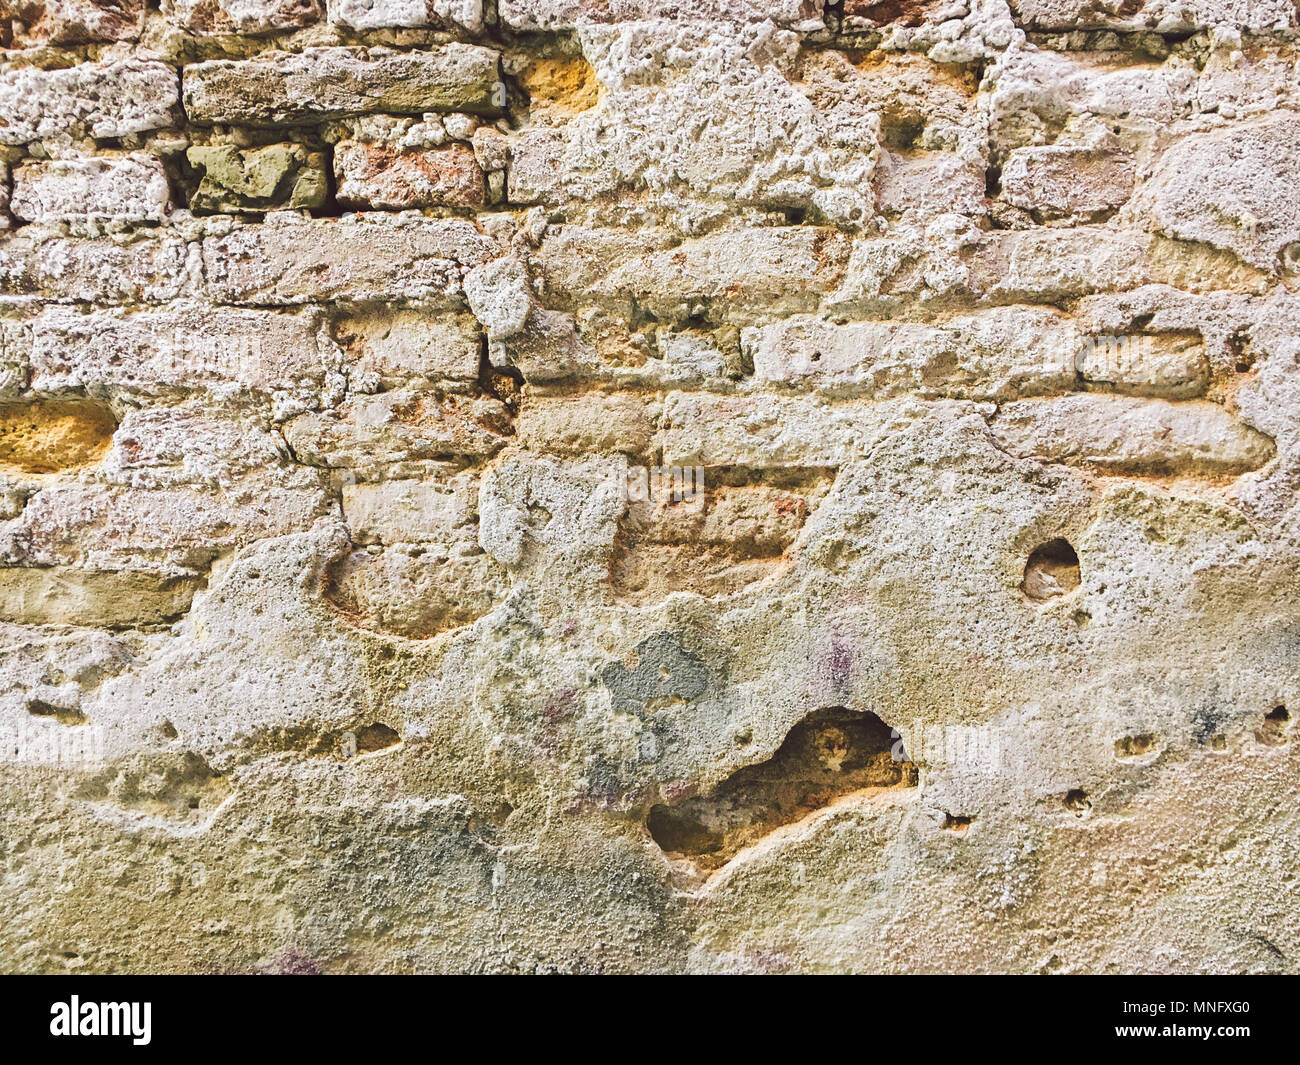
[519,56,601,115]
[0,398,117,475]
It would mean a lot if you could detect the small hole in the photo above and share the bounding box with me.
[1022,539,1081,602]
[356,722,400,753]
[1114,733,1159,760]
[1063,788,1090,814]
[1257,705,1291,746]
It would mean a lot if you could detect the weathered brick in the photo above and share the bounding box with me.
[746,307,1079,399]
[325,546,507,638]
[874,151,985,219]
[1125,114,1300,274]
[0,566,201,627]
[202,216,497,306]
[182,46,503,126]
[515,392,656,456]
[0,60,178,147]
[841,0,943,29]
[662,391,922,468]
[335,309,482,387]
[593,227,852,321]
[327,0,482,32]
[334,142,484,210]
[28,305,333,395]
[165,0,323,34]
[0,318,25,398]
[7,482,328,570]
[186,144,327,214]
[101,403,302,488]
[507,128,568,207]
[967,228,1154,303]
[1075,334,1208,398]
[5,0,145,47]
[1006,0,1298,33]
[0,397,115,476]
[11,155,171,227]
[283,389,512,468]
[0,232,197,304]
[989,395,1274,476]
[498,0,824,31]
[999,145,1136,222]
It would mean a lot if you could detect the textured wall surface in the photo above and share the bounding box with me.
[1,0,1298,974]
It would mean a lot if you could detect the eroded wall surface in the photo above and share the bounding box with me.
[0,0,1297,973]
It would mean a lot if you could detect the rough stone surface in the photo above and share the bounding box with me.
[1,1,1299,978]
[11,155,171,226]
[0,59,178,146]
[327,0,482,31]
[186,144,327,213]
[165,0,323,35]
[182,46,504,125]
[334,142,484,210]
[4,0,146,46]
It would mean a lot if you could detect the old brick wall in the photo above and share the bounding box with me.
[0,0,1297,973]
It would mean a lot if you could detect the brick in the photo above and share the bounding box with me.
[202,216,497,306]
[1075,334,1208,398]
[186,144,327,214]
[5,0,145,46]
[182,46,503,126]
[327,0,482,32]
[325,547,507,638]
[842,0,938,25]
[7,482,328,570]
[593,227,852,321]
[28,305,333,395]
[507,128,569,207]
[498,0,825,31]
[335,309,482,387]
[1126,114,1300,274]
[0,59,178,147]
[515,393,656,456]
[165,0,323,34]
[989,395,1275,476]
[0,232,197,304]
[0,397,115,479]
[282,389,512,468]
[0,318,25,398]
[100,403,304,488]
[745,307,1079,399]
[334,142,484,210]
[1006,0,1298,33]
[0,566,201,627]
[968,228,1154,303]
[874,151,985,219]
[10,154,171,227]
[999,145,1136,222]
[661,392,923,468]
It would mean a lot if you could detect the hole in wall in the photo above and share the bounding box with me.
[1062,788,1091,815]
[355,722,400,753]
[1021,538,1081,602]
[1114,733,1159,760]
[646,707,918,872]
[1257,705,1291,746]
